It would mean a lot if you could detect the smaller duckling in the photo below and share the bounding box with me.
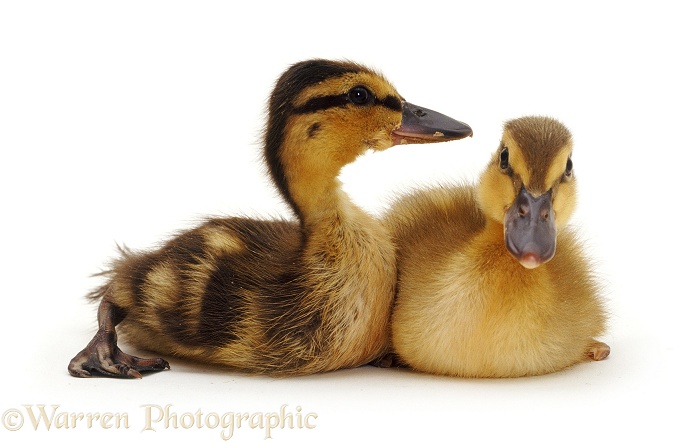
[387,116,609,378]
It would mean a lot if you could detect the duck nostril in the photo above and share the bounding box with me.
[413,108,427,117]
[519,204,529,217]
[540,209,550,220]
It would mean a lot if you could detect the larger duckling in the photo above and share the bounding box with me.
[68,59,472,378]
[387,116,608,378]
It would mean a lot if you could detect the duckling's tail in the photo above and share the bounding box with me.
[85,278,113,302]
[85,243,131,302]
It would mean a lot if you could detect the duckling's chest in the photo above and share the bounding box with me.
[430,241,563,346]
[303,211,397,361]
[304,208,396,278]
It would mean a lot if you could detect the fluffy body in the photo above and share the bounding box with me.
[388,116,608,378]
[97,211,394,375]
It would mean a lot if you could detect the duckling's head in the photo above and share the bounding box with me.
[265,59,472,218]
[477,116,576,269]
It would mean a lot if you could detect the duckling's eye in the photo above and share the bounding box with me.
[348,86,372,105]
[499,147,510,170]
[565,157,573,176]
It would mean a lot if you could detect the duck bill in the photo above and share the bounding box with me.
[504,188,557,269]
[392,101,473,145]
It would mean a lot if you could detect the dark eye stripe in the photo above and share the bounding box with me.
[293,94,351,114]
[292,93,402,115]
[381,95,403,112]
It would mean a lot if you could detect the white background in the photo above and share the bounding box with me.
[2,1,691,442]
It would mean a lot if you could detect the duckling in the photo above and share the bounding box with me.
[68,59,473,378]
[387,116,608,378]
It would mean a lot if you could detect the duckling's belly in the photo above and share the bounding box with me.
[392,245,595,378]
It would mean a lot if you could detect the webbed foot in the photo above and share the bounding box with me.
[69,298,169,378]
[587,341,610,361]
[68,328,169,378]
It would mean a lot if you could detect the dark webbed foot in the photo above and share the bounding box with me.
[68,329,169,378]
[68,299,169,378]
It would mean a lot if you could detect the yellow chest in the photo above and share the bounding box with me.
[393,234,595,377]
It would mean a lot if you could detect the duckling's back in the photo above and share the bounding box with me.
[387,184,485,268]
[93,218,309,371]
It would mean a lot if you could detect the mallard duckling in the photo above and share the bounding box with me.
[68,59,472,378]
[387,116,608,378]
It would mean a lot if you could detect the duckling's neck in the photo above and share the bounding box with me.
[283,152,357,228]
[281,150,394,367]
[483,219,505,242]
